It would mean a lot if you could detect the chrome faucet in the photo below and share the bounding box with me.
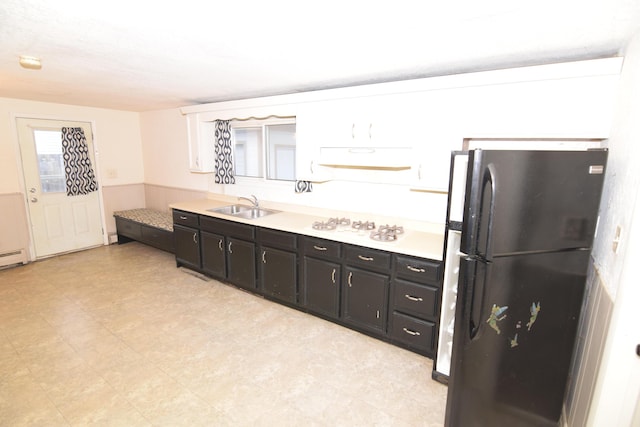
[238,194,259,209]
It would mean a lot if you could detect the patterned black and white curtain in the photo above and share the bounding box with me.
[295,180,313,193]
[61,127,98,196]
[214,120,235,184]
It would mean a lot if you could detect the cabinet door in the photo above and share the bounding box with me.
[261,246,297,304]
[201,231,226,279]
[186,114,216,173]
[343,266,388,333]
[174,224,200,270]
[303,256,340,319]
[227,238,256,291]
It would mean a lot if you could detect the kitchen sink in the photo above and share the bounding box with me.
[208,204,251,215]
[233,207,280,219]
[207,204,280,219]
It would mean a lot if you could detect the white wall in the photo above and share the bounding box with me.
[0,97,144,191]
[0,97,145,250]
[139,108,209,191]
[586,31,640,427]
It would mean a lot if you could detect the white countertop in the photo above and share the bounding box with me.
[169,196,445,261]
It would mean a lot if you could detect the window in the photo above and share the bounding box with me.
[231,118,296,181]
[33,129,66,193]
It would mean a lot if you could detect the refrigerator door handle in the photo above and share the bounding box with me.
[459,257,479,342]
[469,262,491,340]
[480,164,497,260]
[467,259,488,341]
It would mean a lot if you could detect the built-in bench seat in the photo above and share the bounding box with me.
[113,208,174,253]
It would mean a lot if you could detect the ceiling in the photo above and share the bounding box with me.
[2,0,640,112]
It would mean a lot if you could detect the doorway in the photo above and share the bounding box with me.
[16,118,104,258]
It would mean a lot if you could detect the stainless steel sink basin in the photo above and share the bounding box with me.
[207,204,280,219]
[208,204,251,215]
[233,207,280,219]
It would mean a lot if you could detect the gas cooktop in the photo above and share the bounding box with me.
[311,217,404,242]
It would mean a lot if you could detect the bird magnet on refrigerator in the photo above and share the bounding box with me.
[486,304,508,334]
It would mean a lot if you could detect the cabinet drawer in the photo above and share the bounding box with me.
[389,312,435,354]
[115,218,141,239]
[172,210,199,228]
[392,279,438,320]
[303,237,341,259]
[259,228,297,251]
[345,245,390,271]
[395,255,441,285]
[201,216,255,240]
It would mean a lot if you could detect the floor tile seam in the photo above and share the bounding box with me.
[95,362,216,423]
[83,357,170,425]
[13,362,75,427]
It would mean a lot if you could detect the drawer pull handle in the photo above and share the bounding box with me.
[348,272,353,287]
[192,232,198,244]
[407,265,426,273]
[404,294,423,302]
[218,239,223,251]
[313,245,327,251]
[331,268,336,284]
[358,255,374,261]
[403,327,421,336]
[228,241,233,254]
[180,215,188,220]
[262,251,267,263]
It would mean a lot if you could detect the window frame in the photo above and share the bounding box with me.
[230,117,296,183]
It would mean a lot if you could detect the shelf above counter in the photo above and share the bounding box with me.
[318,147,413,168]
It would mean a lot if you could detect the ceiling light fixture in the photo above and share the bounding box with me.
[19,55,42,70]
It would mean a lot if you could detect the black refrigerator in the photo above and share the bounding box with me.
[444,149,608,427]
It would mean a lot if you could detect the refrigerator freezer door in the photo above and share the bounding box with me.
[445,250,590,427]
[461,149,607,259]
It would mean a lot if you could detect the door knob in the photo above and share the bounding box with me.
[30,197,38,203]
[29,187,36,193]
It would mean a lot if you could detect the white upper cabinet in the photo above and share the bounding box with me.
[294,104,332,182]
[186,113,216,173]
[298,94,419,170]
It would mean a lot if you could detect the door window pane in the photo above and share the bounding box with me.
[33,130,65,193]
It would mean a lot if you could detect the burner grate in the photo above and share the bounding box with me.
[311,217,404,242]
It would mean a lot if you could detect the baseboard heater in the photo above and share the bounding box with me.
[0,249,28,268]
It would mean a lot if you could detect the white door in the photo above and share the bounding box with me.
[16,118,104,258]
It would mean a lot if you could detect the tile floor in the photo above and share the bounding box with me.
[0,242,447,426]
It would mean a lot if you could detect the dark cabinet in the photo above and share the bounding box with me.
[200,216,256,291]
[173,210,200,270]
[172,207,444,359]
[201,231,225,278]
[342,245,390,334]
[304,256,341,318]
[343,266,388,333]
[226,237,256,291]
[259,229,298,304]
[261,246,297,303]
[388,254,442,356]
[302,237,342,319]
